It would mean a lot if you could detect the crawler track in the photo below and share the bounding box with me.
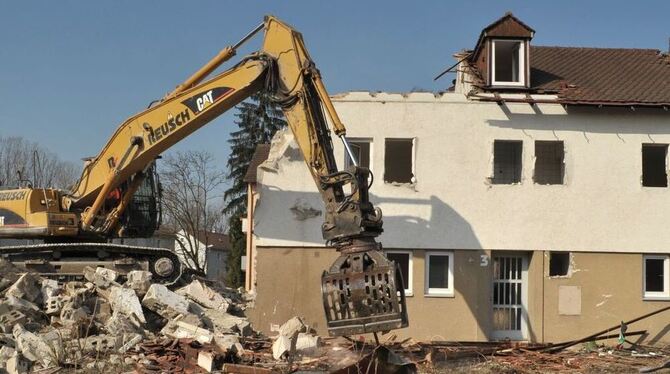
[0,243,182,285]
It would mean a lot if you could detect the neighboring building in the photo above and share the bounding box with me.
[246,13,670,344]
[175,229,231,280]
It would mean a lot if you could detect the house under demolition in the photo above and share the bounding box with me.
[244,13,670,343]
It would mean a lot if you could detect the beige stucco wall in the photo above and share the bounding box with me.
[250,247,498,341]
[541,252,670,344]
[248,248,670,344]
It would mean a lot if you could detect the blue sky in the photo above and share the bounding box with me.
[1,1,668,168]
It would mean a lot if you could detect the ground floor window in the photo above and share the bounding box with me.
[385,250,413,296]
[425,251,454,296]
[644,255,669,299]
[549,252,570,277]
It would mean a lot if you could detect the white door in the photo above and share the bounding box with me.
[491,253,528,341]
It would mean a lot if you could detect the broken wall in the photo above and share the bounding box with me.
[253,92,670,253]
[249,91,670,343]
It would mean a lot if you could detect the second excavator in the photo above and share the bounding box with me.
[0,16,408,336]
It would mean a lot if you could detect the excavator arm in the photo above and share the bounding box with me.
[3,16,408,336]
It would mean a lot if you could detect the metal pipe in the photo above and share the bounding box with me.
[233,22,265,50]
[311,72,347,136]
[433,55,470,81]
[544,304,670,353]
[165,21,265,100]
[340,135,358,167]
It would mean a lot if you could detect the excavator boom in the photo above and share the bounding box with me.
[0,16,408,336]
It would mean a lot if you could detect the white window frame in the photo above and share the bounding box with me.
[491,39,526,87]
[344,138,373,171]
[643,255,670,300]
[385,250,413,296]
[425,251,454,297]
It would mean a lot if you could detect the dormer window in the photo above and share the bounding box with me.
[468,13,534,89]
[491,39,526,86]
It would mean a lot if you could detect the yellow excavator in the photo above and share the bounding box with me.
[0,16,407,336]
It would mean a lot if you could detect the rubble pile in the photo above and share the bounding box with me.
[0,261,385,374]
[0,261,263,373]
[3,258,666,373]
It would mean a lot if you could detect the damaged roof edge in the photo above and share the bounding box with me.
[243,144,271,184]
[330,91,467,103]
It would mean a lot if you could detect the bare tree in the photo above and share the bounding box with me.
[0,136,79,190]
[160,150,226,272]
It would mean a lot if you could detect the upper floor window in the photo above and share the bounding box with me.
[384,138,415,184]
[491,40,526,86]
[642,144,668,187]
[344,139,371,170]
[534,141,564,185]
[492,140,522,184]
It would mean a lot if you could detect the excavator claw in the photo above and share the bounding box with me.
[322,249,408,336]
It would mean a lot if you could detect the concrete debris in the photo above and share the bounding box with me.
[271,317,320,361]
[0,266,259,372]
[5,274,41,303]
[4,296,39,314]
[59,302,88,324]
[105,312,143,336]
[125,270,152,296]
[40,279,60,300]
[214,334,244,355]
[84,266,119,288]
[81,334,119,353]
[272,335,292,360]
[197,350,216,372]
[142,283,190,318]
[6,352,29,374]
[278,316,307,338]
[295,332,321,355]
[0,345,15,366]
[161,317,214,344]
[177,279,231,311]
[12,324,55,368]
[204,309,253,336]
[0,311,27,333]
[44,295,65,316]
[118,333,143,354]
[109,286,146,324]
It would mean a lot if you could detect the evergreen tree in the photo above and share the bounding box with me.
[224,92,286,287]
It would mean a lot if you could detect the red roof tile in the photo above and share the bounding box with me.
[528,46,670,105]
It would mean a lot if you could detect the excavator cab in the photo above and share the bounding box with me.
[117,163,161,238]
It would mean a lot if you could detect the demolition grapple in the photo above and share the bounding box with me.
[322,247,408,336]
